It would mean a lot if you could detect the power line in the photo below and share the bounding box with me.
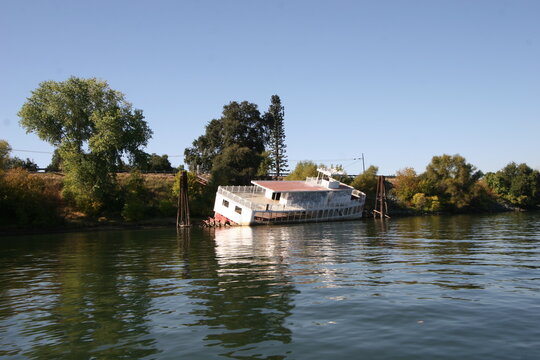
[11,149,183,156]
[9,150,365,171]
[11,149,53,154]
[289,158,357,162]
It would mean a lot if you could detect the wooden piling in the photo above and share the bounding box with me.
[176,170,191,228]
[373,175,390,219]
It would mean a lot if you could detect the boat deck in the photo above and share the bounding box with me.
[222,187,304,211]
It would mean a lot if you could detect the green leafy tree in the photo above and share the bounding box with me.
[5,157,39,172]
[485,162,540,208]
[264,95,288,177]
[424,154,483,210]
[211,144,263,185]
[46,149,63,172]
[256,151,272,177]
[0,141,38,172]
[184,119,224,173]
[18,77,152,214]
[286,161,318,180]
[145,153,173,172]
[184,101,268,184]
[131,152,174,172]
[0,140,11,170]
[351,165,379,211]
[392,167,421,205]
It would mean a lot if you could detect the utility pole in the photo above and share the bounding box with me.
[354,154,366,173]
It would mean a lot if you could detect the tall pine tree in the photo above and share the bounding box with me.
[264,95,288,177]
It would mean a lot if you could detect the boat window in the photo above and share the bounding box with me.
[222,199,229,208]
[272,192,281,201]
[235,206,242,214]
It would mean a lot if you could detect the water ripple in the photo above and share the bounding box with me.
[1,213,539,359]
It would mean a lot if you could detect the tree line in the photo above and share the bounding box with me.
[391,155,540,212]
[1,76,538,229]
[46,148,176,173]
[1,76,289,227]
[262,155,540,213]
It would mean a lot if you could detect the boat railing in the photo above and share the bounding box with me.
[252,202,365,224]
[218,186,277,209]
[305,177,322,186]
[218,186,259,209]
[218,185,365,212]
[220,185,265,194]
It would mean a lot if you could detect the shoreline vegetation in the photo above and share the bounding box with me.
[2,77,539,235]
[1,157,538,237]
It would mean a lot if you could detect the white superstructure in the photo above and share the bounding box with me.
[213,169,366,225]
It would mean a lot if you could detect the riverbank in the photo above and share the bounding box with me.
[0,217,178,237]
[1,168,537,236]
[4,207,532,237]
[0,171,180,235]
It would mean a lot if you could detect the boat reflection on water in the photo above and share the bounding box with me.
[212,223,353,289]
[187,226,299,358]
[213,226,289,265]
[3,214,539,359]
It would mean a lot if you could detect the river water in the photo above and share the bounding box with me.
[1,213,539,359]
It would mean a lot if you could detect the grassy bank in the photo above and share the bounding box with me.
[0,171,184,235]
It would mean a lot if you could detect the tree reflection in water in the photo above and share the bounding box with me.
[0,231,159,359]
[3,214,538,359]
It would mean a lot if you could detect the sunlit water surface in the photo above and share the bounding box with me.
[1,213,539,359]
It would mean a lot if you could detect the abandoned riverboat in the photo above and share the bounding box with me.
[213,169,366,225]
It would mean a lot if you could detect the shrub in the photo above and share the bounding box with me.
[158,199,176,217]
[0,168,63,227]
[351,165,379,212]
[411,193,441,212]
[121,171,150,221]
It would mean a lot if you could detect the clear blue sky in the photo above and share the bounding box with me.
[1,0,539,175]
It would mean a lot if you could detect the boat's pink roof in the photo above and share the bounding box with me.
[252,180,349,192]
